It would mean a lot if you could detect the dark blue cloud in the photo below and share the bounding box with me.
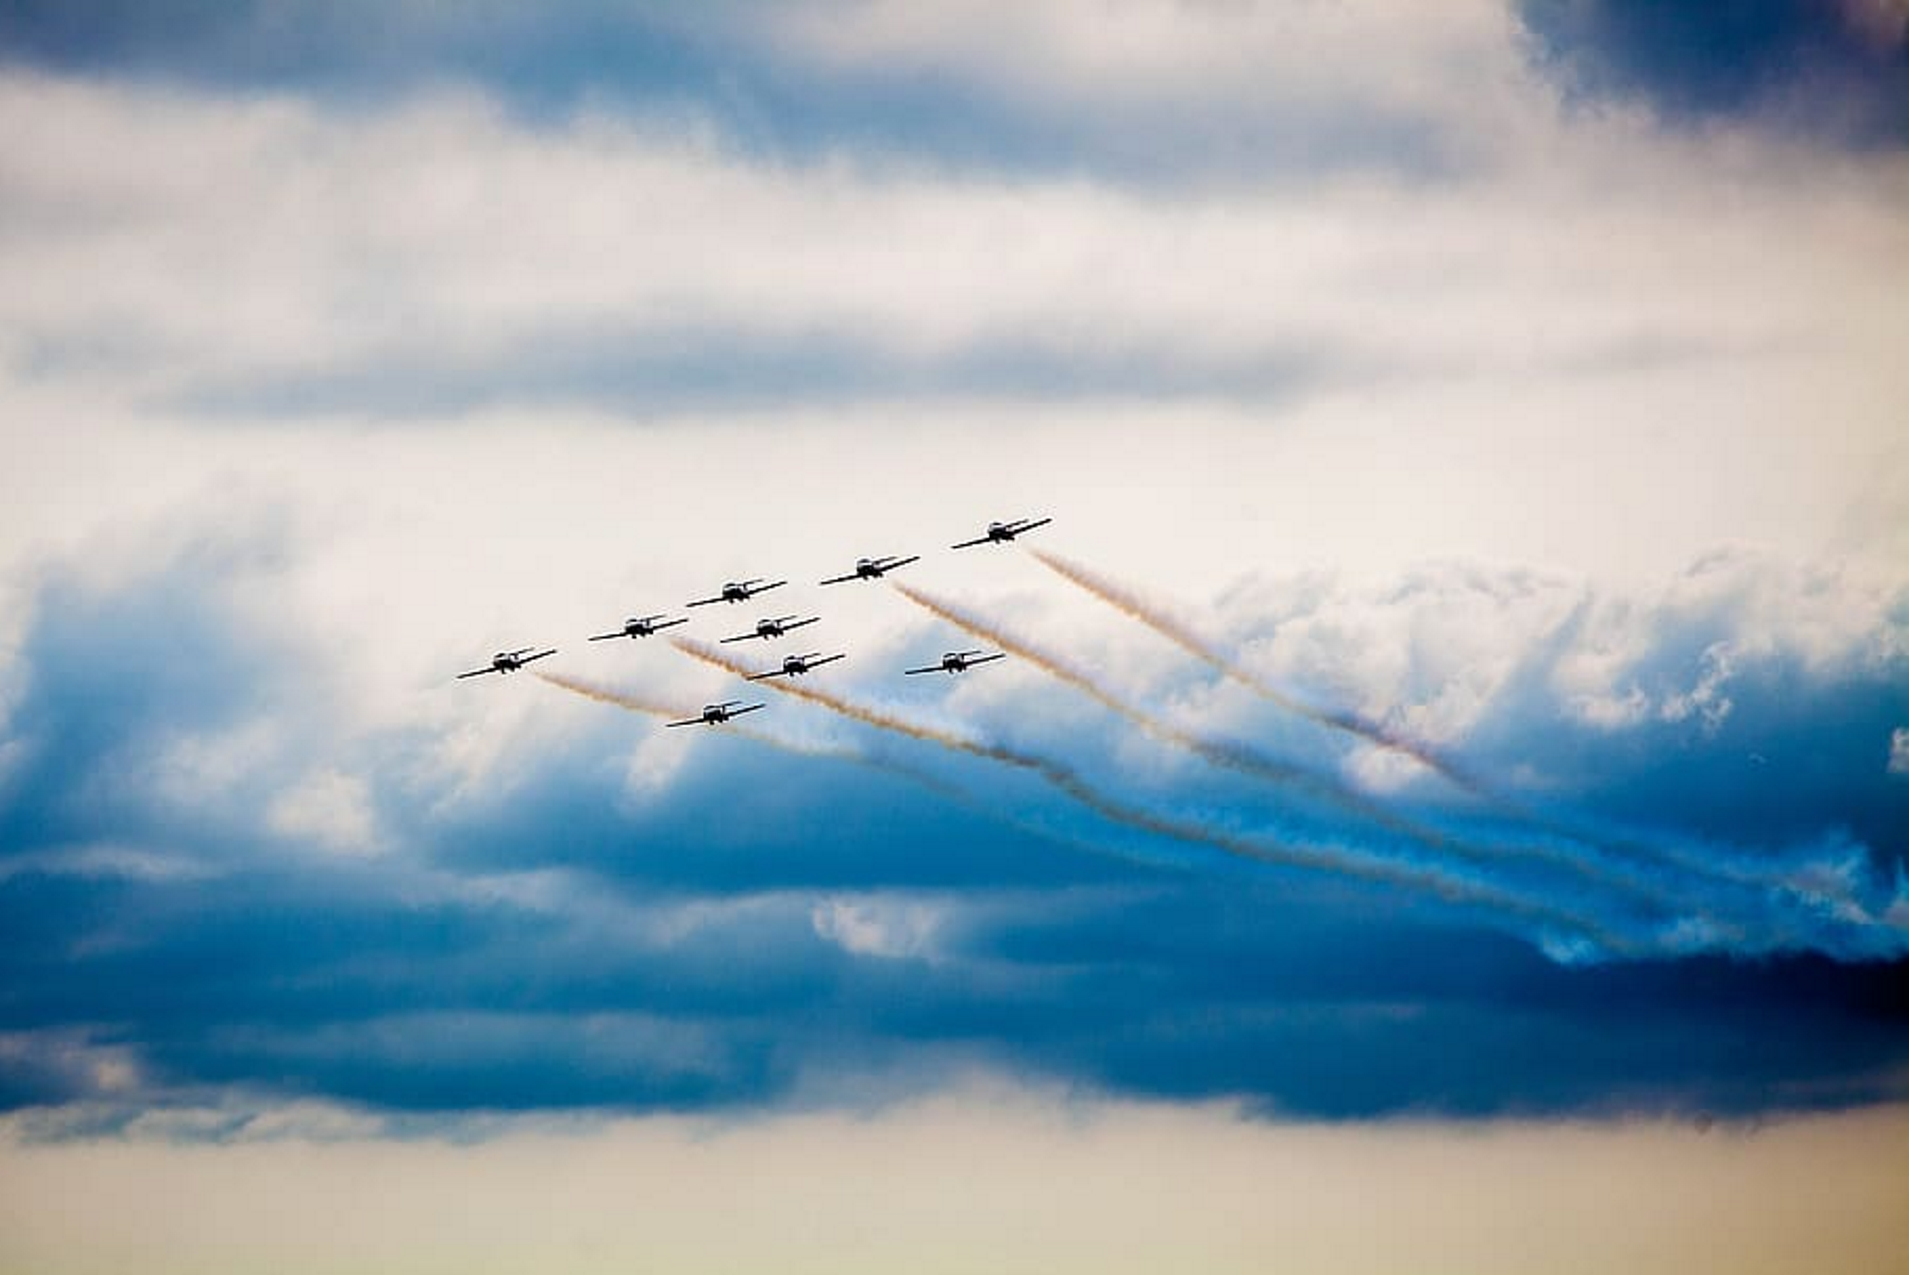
[2,552,1905,1125]
[1517,0,1909,145]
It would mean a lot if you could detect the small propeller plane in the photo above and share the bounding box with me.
[748,652,846,681]
[588,613,687,641]
[951,516,1051,549]
[904,649,1006,676]
[456,646,558,679]
[719,614,820,644]
[819,554,920,585]
[686,578,787,607]
[665,700,766,728]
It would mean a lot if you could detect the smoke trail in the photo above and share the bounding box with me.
[895,579,1335,789]
[671,637,1637,955]
[1029,547,1492,793]
[540,670,961,793]
[535,671,691,721]
[890,579,1649,896]
[1023,549,1884,910]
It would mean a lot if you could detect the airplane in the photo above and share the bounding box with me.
[587,613,687,641]
[951,516,1052,549]
[686,578,787,607]
[904,649,1006,676]
[719,614,820,644]
[819,554,920,585]
[748,652,846,681]
[664,700,766,728]
[455,646,558,679]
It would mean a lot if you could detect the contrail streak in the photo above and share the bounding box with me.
[891,579,1649,896]
[672,638,1638,954]
[1028,547,1489,792]
[535,671,691,721]
[1023,549,1874,905]
[539,670,960,796]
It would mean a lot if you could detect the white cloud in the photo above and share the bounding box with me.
[0,5,1902,832]
[812,894,946,960]
[268,767,381,855]
[1889,727,1909,776]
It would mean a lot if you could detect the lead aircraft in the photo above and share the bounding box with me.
[951,516,1051,549]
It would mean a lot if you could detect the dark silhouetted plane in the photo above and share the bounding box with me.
[456,646,558,679]
[820,554,919,585]
[719,615,820,643]
[951,517,1051,549]
[588,614,687,641]
[748,652,846,681]
[904,649,1006,675]
[687,578,787,607]
[665,700,766,727]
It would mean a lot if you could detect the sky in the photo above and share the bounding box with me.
[1,1,1906,1269]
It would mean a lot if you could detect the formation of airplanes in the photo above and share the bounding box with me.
[456,515,1051,725]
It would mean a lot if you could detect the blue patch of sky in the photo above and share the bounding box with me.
[1517,0,1909,145]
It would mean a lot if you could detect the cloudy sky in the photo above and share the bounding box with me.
[2,1,1906,1269]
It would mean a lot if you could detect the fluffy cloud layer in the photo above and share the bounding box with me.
[0,2,1904,1128]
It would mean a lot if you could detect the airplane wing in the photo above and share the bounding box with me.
[520,649,558,665]
[887,555,921,570]
[749,581,788,596]
[1010,517,1052,535]
[745,668,787,682]
[787,616,819,631]
[968,653,1007,666]
[717,632,756,644]
[587,631,625,642]
[950,535,991,549]
[807,654,845,669]
[655,617,688,630]
[818,572,858,586]
[455,666,501,679]
[902,665,941,676]
[685,595,724,608]
[729,703,766,718]
[663,716,703,728]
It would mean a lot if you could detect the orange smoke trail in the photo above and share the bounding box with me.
[894,580,1320,787]
[671,637,1635,953]
[540,669,959,796]
[536,671,691,720]
[1028,547,1488,795]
